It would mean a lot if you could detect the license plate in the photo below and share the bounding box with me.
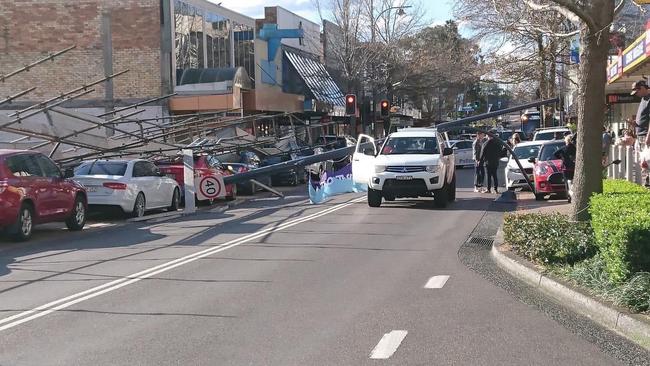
[396,175,413,180]
[86,186,98,192]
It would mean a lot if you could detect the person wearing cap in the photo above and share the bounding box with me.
[631,80,650,185]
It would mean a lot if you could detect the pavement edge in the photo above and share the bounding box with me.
[491,226,650,350]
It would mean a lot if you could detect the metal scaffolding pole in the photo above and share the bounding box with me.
[0,45,76,82]
[0,87,37,106]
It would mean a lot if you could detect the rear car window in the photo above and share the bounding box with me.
[6,154,43,177]
[75,162,128,176]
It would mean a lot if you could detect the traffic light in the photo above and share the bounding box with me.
[380,99,390,117]
[345,94,356,116]
[473,101,480,109]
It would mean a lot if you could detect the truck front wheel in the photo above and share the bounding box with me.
[368,188,382,207]
[434,182,448,208]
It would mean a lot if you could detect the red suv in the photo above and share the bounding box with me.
[0,150,87,241]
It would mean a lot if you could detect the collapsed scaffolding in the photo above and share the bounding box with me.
[0,46,316,167]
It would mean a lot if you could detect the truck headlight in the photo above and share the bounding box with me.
[375,165,386,173]
[426,165,439,173]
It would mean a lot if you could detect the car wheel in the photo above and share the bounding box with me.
[449,173,456,202]
[226,184,237,201]
[534,193,546,201]
[65,195,86,231]
[168,188,180,212]
[368,188,382,207]
[131,193,146,218]
[434,182,448,208]
[9,203,34,241]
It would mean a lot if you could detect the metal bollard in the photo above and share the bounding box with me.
[636,147,643,184]
[608,145,615,178]
[626,146,634,182]
[182,149,196,214]
[618,145,625,179]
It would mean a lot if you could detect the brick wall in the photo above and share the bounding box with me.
[0,0,163,105]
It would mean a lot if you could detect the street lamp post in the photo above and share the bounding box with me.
[368,3,412,136]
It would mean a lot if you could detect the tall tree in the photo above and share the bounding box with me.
[398,21,482,122]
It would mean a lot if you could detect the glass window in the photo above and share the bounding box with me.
[34,155,61,178]
[206,12,231,68]
[143,162,160,177]
[233,22,255,85]
[539,143,565,161]
[174,0,204,77]
[381,137,439,155]
[6,155,43,177]
[513,145,541,160]
[75,162,128,176]
[132,162,148,177]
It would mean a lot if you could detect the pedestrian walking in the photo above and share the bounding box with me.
[472,132,486,192]
[510,133,522,147]
[602,126,612,166]
[481,134,502,194]
[631,80,650,186]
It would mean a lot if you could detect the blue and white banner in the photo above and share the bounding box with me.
[308,163,367,204]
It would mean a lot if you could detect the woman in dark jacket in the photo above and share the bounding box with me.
[480,134,503,193]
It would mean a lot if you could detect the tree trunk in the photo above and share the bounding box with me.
[537,34,548,127]
[572,26,610,221]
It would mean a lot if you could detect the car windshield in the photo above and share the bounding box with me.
[75,161,128,176]
[539,143,565,161]
[513,145,541,160]
[381,137,439,155]
[536,131,567,141]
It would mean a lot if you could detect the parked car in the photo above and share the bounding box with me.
[529,140,569,200]
[502,141,543,190]
[226,163,272,195]
[74,159,180,217]
[155,154,236,202]
[261,155,307,186]
[447,140,474,168]
[532,127,571,141]
[0,150,87,241]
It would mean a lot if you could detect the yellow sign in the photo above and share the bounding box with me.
[634,0,650,3]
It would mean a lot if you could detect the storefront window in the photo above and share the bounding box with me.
[206,12,231,68]
[174,0,204,73]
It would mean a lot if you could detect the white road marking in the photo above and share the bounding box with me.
[0,196,366,332]
[424,275,450,289]
[369,330,408,359]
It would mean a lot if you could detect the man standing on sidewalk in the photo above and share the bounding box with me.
[481,134,502,194]
[631,80,650,186]
[473,132,486,192]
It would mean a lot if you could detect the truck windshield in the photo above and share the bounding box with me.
[381,137,439,155]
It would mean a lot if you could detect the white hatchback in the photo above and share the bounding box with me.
[502,141,543,190]
[74,159,180,217]
[447,140,474,168]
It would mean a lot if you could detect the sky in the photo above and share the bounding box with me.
[215,0,456,29]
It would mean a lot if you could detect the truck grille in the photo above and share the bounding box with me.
[523,168,533,174]
[385,166,426,173]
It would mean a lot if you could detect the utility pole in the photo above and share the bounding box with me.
[370,0,375,136]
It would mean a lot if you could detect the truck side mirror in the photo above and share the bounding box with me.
[443,147,454,156]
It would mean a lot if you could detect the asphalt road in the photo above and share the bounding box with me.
[0,167,647,365]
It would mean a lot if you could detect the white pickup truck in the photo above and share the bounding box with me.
[351,128,456,208]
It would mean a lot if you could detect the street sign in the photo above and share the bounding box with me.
[196,175,225,201]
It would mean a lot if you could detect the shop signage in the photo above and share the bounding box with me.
[608,60,621,81]
[607,93,641,104]
[623,35,647,71]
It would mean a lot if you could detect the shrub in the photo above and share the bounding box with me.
[503,212,595,265]
[553,255,650,313]
[590,179,650,283]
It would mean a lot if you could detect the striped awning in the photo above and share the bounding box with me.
[284,50,345,107]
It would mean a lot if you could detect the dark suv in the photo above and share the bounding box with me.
[0,150,87,241]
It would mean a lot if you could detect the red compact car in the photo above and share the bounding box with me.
[0,150,87,241]
[155,154,236,202]
[530,140,571,201]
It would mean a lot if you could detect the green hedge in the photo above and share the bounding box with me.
[503,213,595,265]
[590,179,650,283]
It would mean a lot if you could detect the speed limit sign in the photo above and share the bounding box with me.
[196,175,225,200]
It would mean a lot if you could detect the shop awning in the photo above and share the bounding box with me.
[284,50,345,107]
